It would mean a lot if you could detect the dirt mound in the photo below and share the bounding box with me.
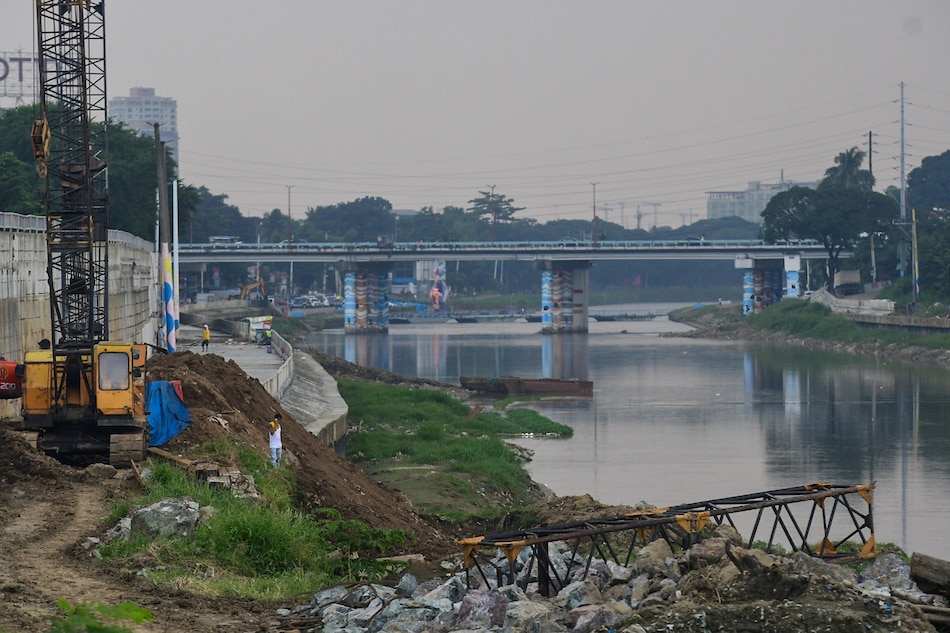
[147,351,455,561]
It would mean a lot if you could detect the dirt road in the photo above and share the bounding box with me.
[0,431,279,632]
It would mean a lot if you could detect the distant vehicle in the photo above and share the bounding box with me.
[209,235,243,245]
[305,294,330,307]
[677,236,704,246]
[276,239,310,248]
[834,270,862,296]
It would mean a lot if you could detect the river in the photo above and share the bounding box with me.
[308,305,950,561]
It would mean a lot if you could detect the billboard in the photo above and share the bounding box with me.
[0,51,40,107]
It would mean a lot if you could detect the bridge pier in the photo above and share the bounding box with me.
[541,262,590,333]
[343,264,392,334]
[737,255,801,316]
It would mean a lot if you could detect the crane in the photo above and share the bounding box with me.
[1,1,149,466]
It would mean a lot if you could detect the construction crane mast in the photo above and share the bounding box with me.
[32,0,110,402]
[7,1,149,466]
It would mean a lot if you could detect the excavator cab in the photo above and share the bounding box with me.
[95,343,135,415]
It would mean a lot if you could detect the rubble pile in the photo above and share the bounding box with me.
[266,526,944,633]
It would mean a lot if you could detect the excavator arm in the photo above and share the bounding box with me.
[240,278,266,300]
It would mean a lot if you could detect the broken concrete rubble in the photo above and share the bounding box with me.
[260,529,945,633]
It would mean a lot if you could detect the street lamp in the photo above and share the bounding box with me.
[591,182,599,247]
[285,184,295,315]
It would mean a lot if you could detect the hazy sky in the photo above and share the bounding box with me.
[2,1,949,228]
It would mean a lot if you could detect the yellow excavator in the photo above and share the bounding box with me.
[240,277,267,304]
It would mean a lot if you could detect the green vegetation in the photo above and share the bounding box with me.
[671,299,950,353]
[338,378,572,519]
[46,600,152,633]
[746,299,950,349]
[99,440,410,599]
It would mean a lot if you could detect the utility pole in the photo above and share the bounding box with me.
[899,82,907,277]
[591,183,599,247]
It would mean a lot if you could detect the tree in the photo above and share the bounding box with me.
[304,197,393,242]
[0,105,37,164]
[908,150,950,214]
[468,190,524,226]
[0,151,41,215]
[761,185,898,289]
[822,146,874,191]
[906,150,950,301]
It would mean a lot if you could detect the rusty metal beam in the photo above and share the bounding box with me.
[460,482,876,596]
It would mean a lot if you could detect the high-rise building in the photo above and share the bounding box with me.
[706,179,818,224]
[109,87,179,165]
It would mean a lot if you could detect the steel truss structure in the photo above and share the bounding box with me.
[460,483,876,596]
[33,1,110,402]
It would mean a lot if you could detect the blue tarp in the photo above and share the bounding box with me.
[146,381,192,446]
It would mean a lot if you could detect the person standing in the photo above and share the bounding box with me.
[268,413,283,468]
[201,325,210,352]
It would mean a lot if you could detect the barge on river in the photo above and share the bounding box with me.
[460,376,593,397]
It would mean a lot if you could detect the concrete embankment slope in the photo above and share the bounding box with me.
[177,318,348,447]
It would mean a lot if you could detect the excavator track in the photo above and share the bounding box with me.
[108,431,147,468]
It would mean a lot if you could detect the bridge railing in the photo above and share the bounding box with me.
[177,238,823,253]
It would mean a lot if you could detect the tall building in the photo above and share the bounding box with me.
[109,87,179,164]
[706,180,818,224]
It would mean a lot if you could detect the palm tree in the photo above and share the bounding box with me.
[822,147,875,190]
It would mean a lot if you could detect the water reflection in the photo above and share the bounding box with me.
[336,328,590,381]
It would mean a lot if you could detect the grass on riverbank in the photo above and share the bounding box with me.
[672,299,950,350]
[98,439,412,599]
[338,377,573,521]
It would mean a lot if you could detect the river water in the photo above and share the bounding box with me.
[308,304,950,561]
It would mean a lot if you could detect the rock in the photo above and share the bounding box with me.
[420,574,467,603]
[451,587,508,629]
[685,537,730,570]
[556,578,604,609]
[84,463,116,479]
[633,538,674,576]
[505,599,559,630]
[569,600,634,633]
[105,516,131,542]
[724,541,775,574]
[129,498,201,540]
[606,559,634,585]
[395,573,418,596]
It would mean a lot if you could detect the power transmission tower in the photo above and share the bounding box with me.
[638,202,662,229]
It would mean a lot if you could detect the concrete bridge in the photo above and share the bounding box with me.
[178,239,833,333]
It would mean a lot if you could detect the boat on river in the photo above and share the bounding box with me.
[460,376,593,397]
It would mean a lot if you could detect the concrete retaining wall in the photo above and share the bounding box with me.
[0,214,158,418]
[809,288,896,315]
